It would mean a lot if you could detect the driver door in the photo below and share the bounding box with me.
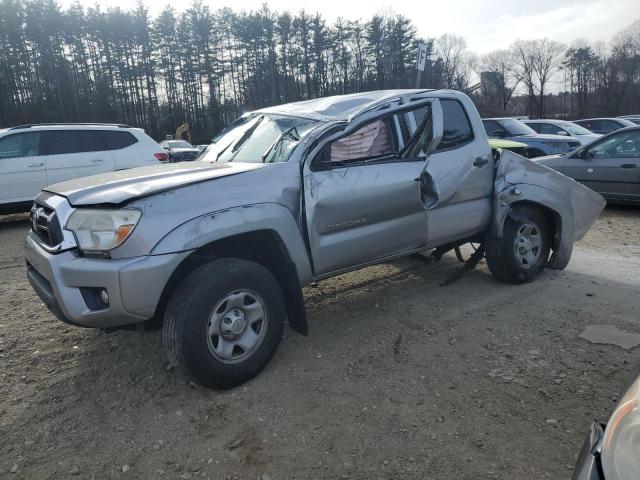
[302,98,443,276]
[564,129,640,202]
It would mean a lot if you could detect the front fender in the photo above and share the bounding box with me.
[151,202,313,285]
[492,151,605,270]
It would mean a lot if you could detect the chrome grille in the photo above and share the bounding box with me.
[30,203,63,247]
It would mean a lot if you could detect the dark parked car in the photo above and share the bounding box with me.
[535,126,640,204]
[160,140,200,162]
[482,117,581,158]
[573,367,640,480]
[573,117,636,135]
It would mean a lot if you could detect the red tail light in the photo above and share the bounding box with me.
[154,152,168,161]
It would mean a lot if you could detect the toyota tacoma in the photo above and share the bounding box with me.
[25,90,606,389]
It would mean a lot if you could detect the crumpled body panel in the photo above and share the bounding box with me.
[493,150,606,270]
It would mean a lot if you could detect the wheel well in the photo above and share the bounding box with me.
[149,230,308,335]
[509,201,561,251]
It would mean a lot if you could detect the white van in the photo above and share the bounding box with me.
[0,123,168,213]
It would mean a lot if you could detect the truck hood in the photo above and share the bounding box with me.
[44,161,268,206]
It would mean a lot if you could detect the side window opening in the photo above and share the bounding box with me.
[45,130,107,155]
[319,104,433,166]
[586,131,640,159]
[103,131,138,150]
[330,118,396,163]
[527,123,541,133]
[0,132,42,159]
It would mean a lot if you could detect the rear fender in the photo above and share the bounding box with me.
[492,151,605,270]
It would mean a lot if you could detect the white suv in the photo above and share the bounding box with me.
[0,123,167,214]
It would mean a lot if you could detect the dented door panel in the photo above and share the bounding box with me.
[302,98,442,276]
[304,161,429,275]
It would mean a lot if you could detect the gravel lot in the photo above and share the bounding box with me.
[1,206,639,480]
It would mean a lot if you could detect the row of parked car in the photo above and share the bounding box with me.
[1,110,638,214]
[482,115,640,205]
[483,115,640,157]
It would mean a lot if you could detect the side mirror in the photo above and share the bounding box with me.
[578,149,589,159]
[492,130,506,139]
[164,146,170,151]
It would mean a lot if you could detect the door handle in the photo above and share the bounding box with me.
[91,159,104,163]
[473,157,489,167]
[28,162,44,167]
[620,164,637,169]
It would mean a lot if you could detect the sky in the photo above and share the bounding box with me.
[61,0,640,54]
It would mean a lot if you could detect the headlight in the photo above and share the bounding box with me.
[65,209,141,252]
[601,374,640,480]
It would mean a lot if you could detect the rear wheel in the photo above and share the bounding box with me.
[163,258,285,389]
[486,206,550,284]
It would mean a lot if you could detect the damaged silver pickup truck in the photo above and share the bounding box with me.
[25,90,605,388]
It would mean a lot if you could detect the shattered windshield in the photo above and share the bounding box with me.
[202,114,319,163]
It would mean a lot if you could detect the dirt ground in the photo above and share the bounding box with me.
[1,206,639,480]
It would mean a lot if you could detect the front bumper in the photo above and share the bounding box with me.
[572,422,605,480]
[25,232,190,328]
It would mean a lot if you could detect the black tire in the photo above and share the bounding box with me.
[163,258,285,389]
[486,206,550,284]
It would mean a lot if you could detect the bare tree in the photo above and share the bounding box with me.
[478,49,519,112]
[434,33,475,90]
[510,38,564,118]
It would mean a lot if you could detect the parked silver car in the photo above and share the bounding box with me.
[535,126,640,204]
[24,89,605,388]
[524,119,601,145]
[573,117,636,135]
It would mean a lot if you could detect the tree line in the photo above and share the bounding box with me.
[1,0,639,142]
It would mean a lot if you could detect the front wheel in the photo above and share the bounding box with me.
[163,258,285,389]
[486,206,551,284]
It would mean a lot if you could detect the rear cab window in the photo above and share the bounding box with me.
[435,100,474,150]
[402,99,473,151]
